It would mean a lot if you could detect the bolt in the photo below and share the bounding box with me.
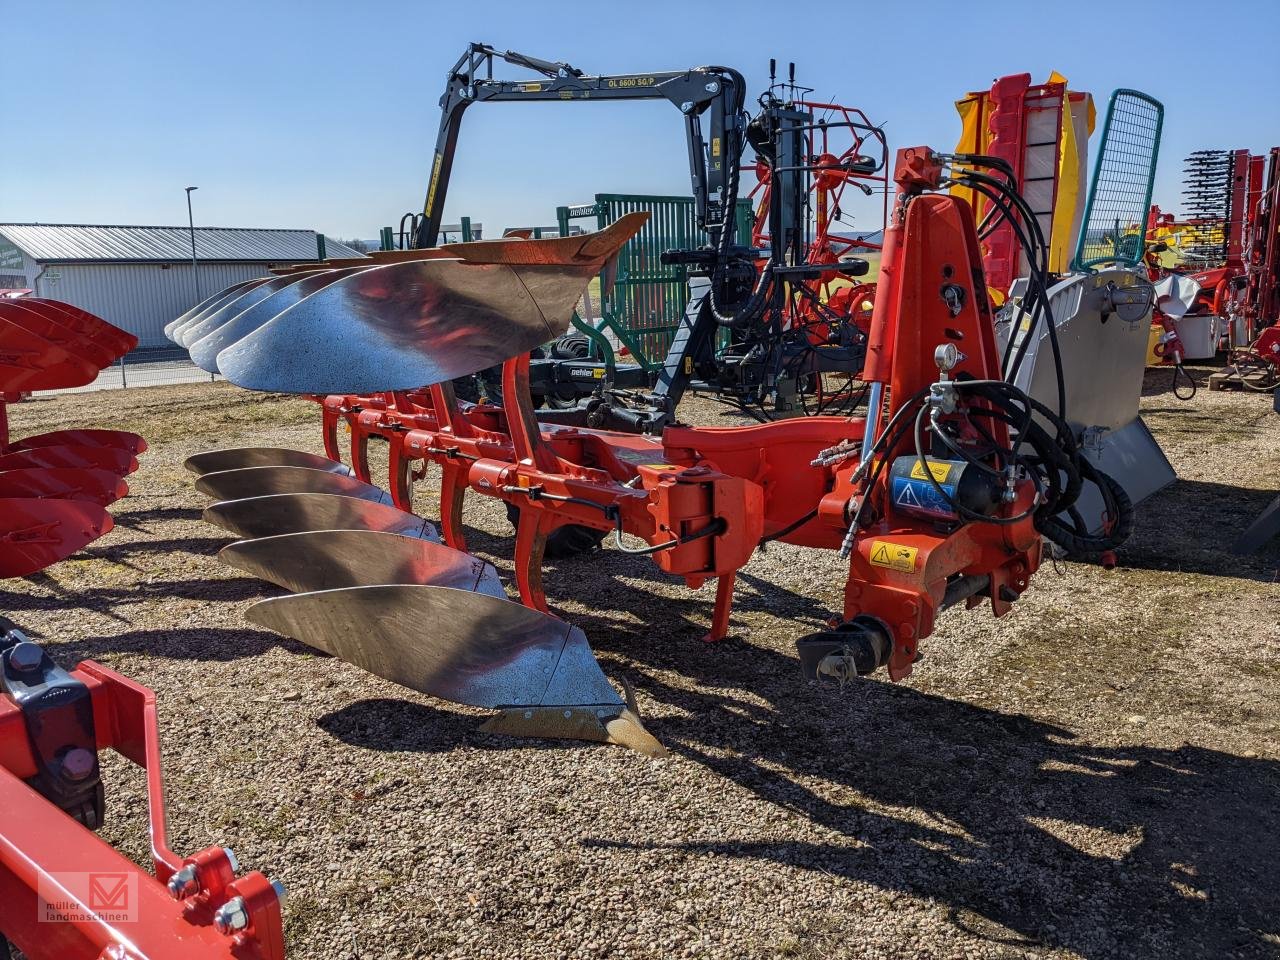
[223,847,240,872]
[7,641,44,674]
[271,880,286,906]
[213,896,249,935]
[61,747,97,782]
[167,864,199,900]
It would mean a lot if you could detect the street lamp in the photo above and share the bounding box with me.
[184,186,200,301]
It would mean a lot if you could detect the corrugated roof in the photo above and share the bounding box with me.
[0,223,366,264]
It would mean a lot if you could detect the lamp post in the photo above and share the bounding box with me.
[184,186,200,301]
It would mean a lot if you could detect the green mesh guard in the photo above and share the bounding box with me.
[1072,89,1164,271]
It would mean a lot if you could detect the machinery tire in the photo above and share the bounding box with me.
[504,502,607,559]
[545,333,591,409]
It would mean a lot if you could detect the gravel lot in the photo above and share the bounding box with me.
[3,365,1278,959]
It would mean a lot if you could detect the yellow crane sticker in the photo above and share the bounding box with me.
[869,540,918,572]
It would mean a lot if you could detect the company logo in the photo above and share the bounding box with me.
[39,871,139,924]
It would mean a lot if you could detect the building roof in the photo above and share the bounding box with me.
[0,223,365,264]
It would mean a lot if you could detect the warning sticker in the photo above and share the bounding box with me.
[641,464,680,471]
[869,540,918,572]
[891,477,957,519]
[909,459,953,482]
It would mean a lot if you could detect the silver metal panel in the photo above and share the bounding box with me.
[194,466,393,504]
[0,224,365,263]
[214,259,593,394]
[220,530,504,598]
[1076,418,1176,525]
[177,273,321,348]
[171,278,277,345]
[245,585,623,710]
[202,492,438,541]
[187,269,358,371]
[184,447,353,477]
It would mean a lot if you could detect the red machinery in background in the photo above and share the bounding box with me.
[744,94,886,350]
[0,619,285,959]
[0,297,146,575]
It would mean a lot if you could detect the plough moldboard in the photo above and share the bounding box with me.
[174,147,1132,759]
[0,297,146,577]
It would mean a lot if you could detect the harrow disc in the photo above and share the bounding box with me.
[220,529,504,597]
[0,445,139,476]
[0,468,128,506]
[184,447,352,477]
[8,429,148,455]
[0,319,98,391]
[0,301,116,369]
[24,299,137,357]
[193,466,393,504]
[0,497,113,577]
[202,492,439,541]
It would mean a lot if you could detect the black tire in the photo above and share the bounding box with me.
[544,333,592,409]
[504,502,606,559]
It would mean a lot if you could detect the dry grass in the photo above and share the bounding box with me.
[2,362,1278,959]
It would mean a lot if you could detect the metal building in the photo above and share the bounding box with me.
[0,224,365,348]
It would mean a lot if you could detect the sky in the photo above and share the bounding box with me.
[3,0,1278,243]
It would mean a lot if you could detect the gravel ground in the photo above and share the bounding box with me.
[3,364,1278,959]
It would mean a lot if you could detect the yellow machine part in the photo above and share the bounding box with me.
[953,73,1095,279]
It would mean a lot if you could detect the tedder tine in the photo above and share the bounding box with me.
[202,492,439,541]
[0,467,129,506]
[0,497,114,577]
[246,584,665,756]
[185,447,353,477]
[220,529,504,597]
[187,268,362,373]
[8,429,148,455]
[164,277,271,341]
[193,466,393,504]
[177,272,324,349]
[0,445,139,476]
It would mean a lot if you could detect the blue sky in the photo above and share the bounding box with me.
[3,0,1277,241]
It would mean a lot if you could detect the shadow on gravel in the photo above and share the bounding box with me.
[574,606,1280,958]
[317,699,489,754]
[52,626,312,663]
[109,506,205,528]
[78,535,231,565]
[1127,478,1279,582]
[0,576,272,614]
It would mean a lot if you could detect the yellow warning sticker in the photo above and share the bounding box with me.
[909,460,953,483]
[521,82,543,92]
[593,367,605,379]
[642,463,680,471]
[869,540,918,572]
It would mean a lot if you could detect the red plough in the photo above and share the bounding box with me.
[0,297,146,577]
